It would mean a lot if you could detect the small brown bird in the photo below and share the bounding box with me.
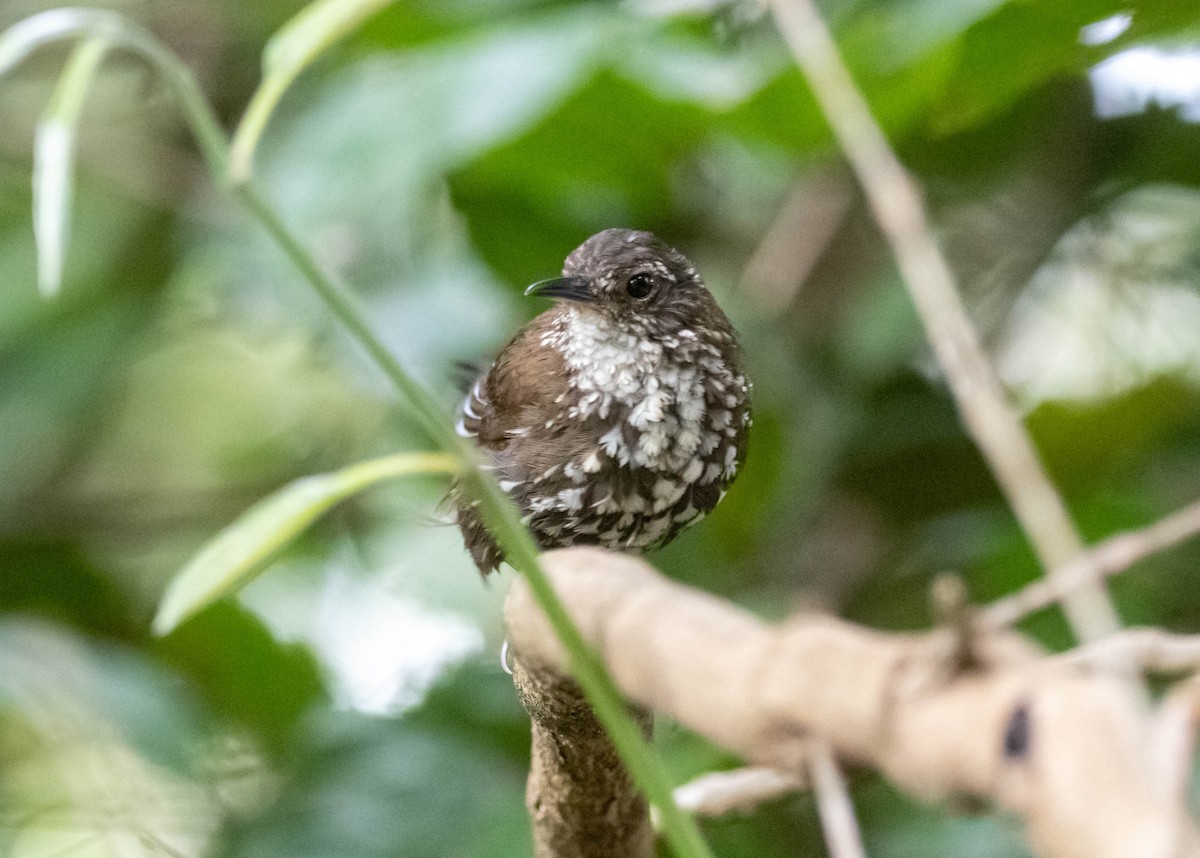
[455,228,751,574]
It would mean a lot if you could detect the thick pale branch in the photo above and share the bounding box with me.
[506,549,1200,858]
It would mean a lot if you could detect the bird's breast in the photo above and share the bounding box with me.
[535,306,747,477]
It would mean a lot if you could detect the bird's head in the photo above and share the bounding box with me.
[525,228,710,333]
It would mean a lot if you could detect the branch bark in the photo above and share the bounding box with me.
[512,657,654,858]
[506,548,1200,858]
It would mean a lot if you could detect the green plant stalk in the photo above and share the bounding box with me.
[229,0,397,181]
[229,75,289,182]
[2,10,714,857]
[0,10,230,176]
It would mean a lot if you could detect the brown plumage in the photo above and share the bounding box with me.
[455,228,750,574]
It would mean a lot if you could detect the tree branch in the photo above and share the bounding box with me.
[512,658,654,858]
[1055,629,1200,676]
[506,548,1200,858]
[983,498,1200,628]
[764,0,1120,643]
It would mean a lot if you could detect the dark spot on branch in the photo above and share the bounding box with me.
[1003,701,1031,760]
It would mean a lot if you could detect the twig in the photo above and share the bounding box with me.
[808,741,868,858]
[984,499,1200,629]
[1054,629,1200,676]
[673,767,808,817]
[930,573,984,674]
[764,0,1120,643]
[738,167,854,312]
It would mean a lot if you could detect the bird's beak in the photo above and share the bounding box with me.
[524,275,594,304]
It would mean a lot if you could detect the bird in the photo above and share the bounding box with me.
[454,228,751,574]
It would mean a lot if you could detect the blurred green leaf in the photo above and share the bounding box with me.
[265,0,394,75]
[857,778,1031,858]
[0,621,218,857]
[155,602,326,749]
[450,72,710,285]
[0,618,207,773]
[221,710,530,858]
[0,540,133,637]
[846,0,1010,71]
[153,452,458,635]
[1029,378,1200,493]
[0,291,145,515]
[230,0,398,181]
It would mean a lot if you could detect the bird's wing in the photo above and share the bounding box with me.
[455,372,490,441]
[456,312,569,452]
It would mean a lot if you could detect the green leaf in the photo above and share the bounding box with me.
[33,35,110,298]
[153,451,458,635]
[155,603,327,751]
[229,0,399,182]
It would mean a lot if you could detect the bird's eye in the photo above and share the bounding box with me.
[626,273,654,299]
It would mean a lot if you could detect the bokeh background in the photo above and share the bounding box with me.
[2,0,1200,855]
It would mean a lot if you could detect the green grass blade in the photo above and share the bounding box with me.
[33,35,109,298]
[0,9,230,177]
[152,452,459,635]
[0,9,113,77]
[228,0,396,182]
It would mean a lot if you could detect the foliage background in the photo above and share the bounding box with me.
[2,0,1200,855]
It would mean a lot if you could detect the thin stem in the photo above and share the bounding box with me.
[808,742,867,858]
[983,498,1200,629]
[0,9,230,174]
[674,767,809,817]
[765,0,1120,643]
[228,0,397,182]
[1053,628,1200,674]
